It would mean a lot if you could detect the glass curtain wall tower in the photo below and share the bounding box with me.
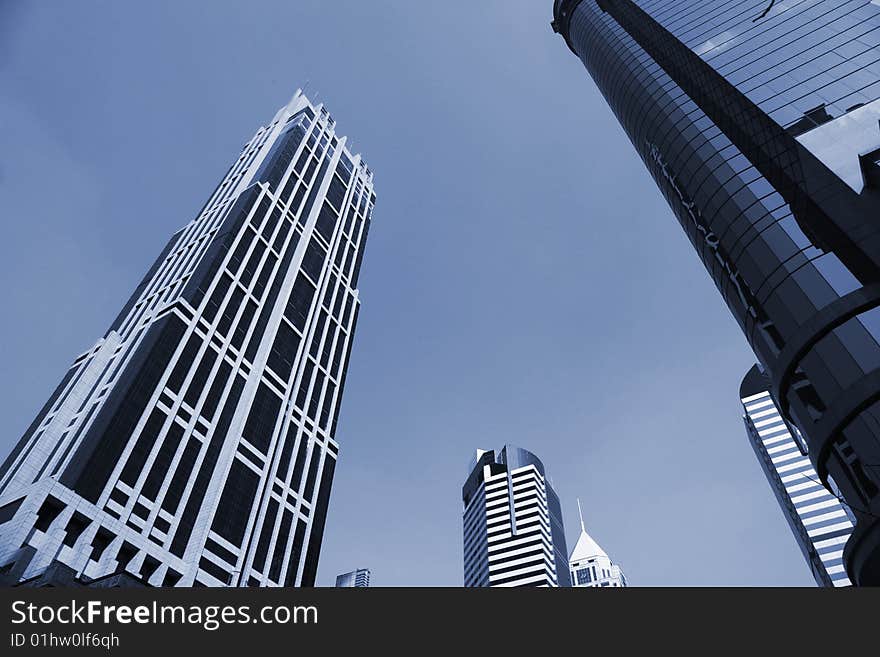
[553,0,880,585]
[0,90,375,587]
[462,446,571,587]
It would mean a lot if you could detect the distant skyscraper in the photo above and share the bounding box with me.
[0,90,375,587]
[335,568,370,587]
[741,365,853,587]
[462,446,571,587]
[553,0,880,584]
[568,500,626,588]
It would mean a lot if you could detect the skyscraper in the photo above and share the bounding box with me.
[553,0,880,585]
[568,500,627,587]
[0,90,374,587]
[741,365,853,587]
[335,568,371,587]
[462,446,571,587]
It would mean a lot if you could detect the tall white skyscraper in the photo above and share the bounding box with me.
[741,365,853,587]
[462,446,571,587]
[568,500,626,588]
[0,90,375,587]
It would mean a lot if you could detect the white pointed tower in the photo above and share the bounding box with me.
[568,500,627,587]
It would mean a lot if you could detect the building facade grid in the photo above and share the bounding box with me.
[0,90,374,588]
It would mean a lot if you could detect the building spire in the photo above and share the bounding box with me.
[577,498,586,532]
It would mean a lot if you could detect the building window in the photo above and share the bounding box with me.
[576,567,592,584]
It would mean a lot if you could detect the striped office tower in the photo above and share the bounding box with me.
[741,365,853,587]
[462,446,571,587]
[0,90,375,587]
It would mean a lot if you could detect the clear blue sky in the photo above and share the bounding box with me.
[0,0,813,586]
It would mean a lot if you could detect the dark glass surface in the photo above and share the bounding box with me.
[555,0,880,584]
[61,316,187,502]
[141,422,184,500]
[268,509,293,582]
[242,383,283,455]
[300,456,335,586]
[161,437,201,513]
[170,373,245,557]
[253,498,279,573]
[210,459,260,546]
[254,122,307,190]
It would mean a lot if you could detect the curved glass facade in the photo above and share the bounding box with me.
[554,0,880,584]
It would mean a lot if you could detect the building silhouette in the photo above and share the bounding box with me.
[0,90,374,587]
[336,568,370,587]
[463,446,571,587]
[568,500,626,587]
[553,0,880,585]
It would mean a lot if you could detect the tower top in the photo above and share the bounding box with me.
[569,499,608,562]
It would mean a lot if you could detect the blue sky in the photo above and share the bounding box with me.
[0,0,813,586]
